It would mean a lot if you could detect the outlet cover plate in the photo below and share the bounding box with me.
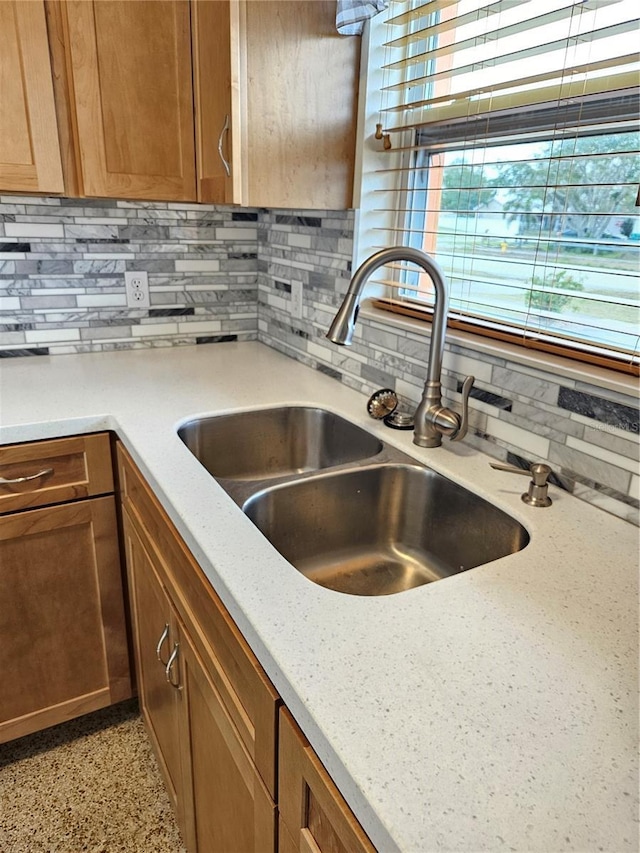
[125,271,150,308]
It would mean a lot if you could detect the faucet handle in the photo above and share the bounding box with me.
[450,375,474,442]
[490,461,553,507]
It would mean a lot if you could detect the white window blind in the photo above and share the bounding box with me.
[364,0,640,373]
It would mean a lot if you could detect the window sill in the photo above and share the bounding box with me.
[358,299,639,400]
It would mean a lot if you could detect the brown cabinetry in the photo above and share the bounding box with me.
[3,433,381,845]
[231,0,359,210]
[2,0,358,208]
[0,432,115,514]
[180,623,277,852]
[0,434,131,743]
[279,708,376,853]
[59,0,197,201]
[191,0,235,204]
[192,0,360,209]
[118,442,279,852]
[0,0,64,194]
[122,514,188,835]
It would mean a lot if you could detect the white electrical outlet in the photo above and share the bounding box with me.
[291,280,303,319]
[124,271,150,308]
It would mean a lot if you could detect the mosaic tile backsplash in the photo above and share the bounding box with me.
[0,196,258,355]
[1,197,638,525]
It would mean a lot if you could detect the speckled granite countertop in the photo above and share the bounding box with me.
[1,342,637,853]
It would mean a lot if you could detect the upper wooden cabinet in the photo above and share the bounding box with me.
[233,0,359,210]
[1,0,358,207]
[0,1,64,193]
[57,0,197,201]
[191,0,236,204]
[191,0,360,209]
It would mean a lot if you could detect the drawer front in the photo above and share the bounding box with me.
[0,433,114,514]
[117,442,280,800]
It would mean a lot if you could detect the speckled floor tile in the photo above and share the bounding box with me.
[0,699,186,853]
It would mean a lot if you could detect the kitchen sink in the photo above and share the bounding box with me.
[177,406,383,481]
[179,406,529,596]
[243,464,529,595]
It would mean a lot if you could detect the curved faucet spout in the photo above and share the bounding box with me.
[326,247,473,448]
[327,246,448,383]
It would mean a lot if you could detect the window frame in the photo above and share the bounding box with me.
[356,1,640,377]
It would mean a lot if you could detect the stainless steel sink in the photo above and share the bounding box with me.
[243,464,529,595]
[178,406,383,481]
[179,406,529,596]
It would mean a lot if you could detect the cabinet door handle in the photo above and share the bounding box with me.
[165,643,181,689]
[0,467,53,485]
[217,114,231,177]
[156,623,170,665]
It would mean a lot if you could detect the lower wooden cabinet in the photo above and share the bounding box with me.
[279,709,376,853]
[2,434,380,847]
[124,504,277,851]
[180,623,277,852]
[118,442,375,853]
[119,443,278,852]
[277,818,299,853]
[123,511,189,836]
[0,493,131,743]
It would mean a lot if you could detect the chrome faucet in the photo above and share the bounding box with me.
[326,247,474,448]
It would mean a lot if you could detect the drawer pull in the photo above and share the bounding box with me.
[156,623,170,666]
[165,643,181,690]
[0,467,53,485]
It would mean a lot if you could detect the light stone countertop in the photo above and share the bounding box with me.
[1,342,637,853]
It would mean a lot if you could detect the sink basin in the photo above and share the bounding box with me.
[243,464,529,595]
[178,406,383,481]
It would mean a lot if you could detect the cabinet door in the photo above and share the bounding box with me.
[122,510,191,843]
[279,709,375,853]
[239,1,359,209]
[193,0,358,209]
[0,497,131,743]
[63,0,196,201]
[0,0,64,193]
[278,818,298,853]
[192,0,237,204]
[180,624,276,853]
[118,442,280,800]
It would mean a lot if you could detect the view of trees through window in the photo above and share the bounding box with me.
[375,0,640,366]
[408,129,639,357]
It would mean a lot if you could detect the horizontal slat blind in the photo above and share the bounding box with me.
[378,0,638,133]
[364,0,640,372]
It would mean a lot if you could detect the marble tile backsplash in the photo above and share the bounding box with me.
[255,209,640,527]
[1,197,638,526]
[0,196,258,355]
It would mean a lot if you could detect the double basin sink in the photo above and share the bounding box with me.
[178,407,529,596]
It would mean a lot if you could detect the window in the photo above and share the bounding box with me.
[361,0,640,374]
